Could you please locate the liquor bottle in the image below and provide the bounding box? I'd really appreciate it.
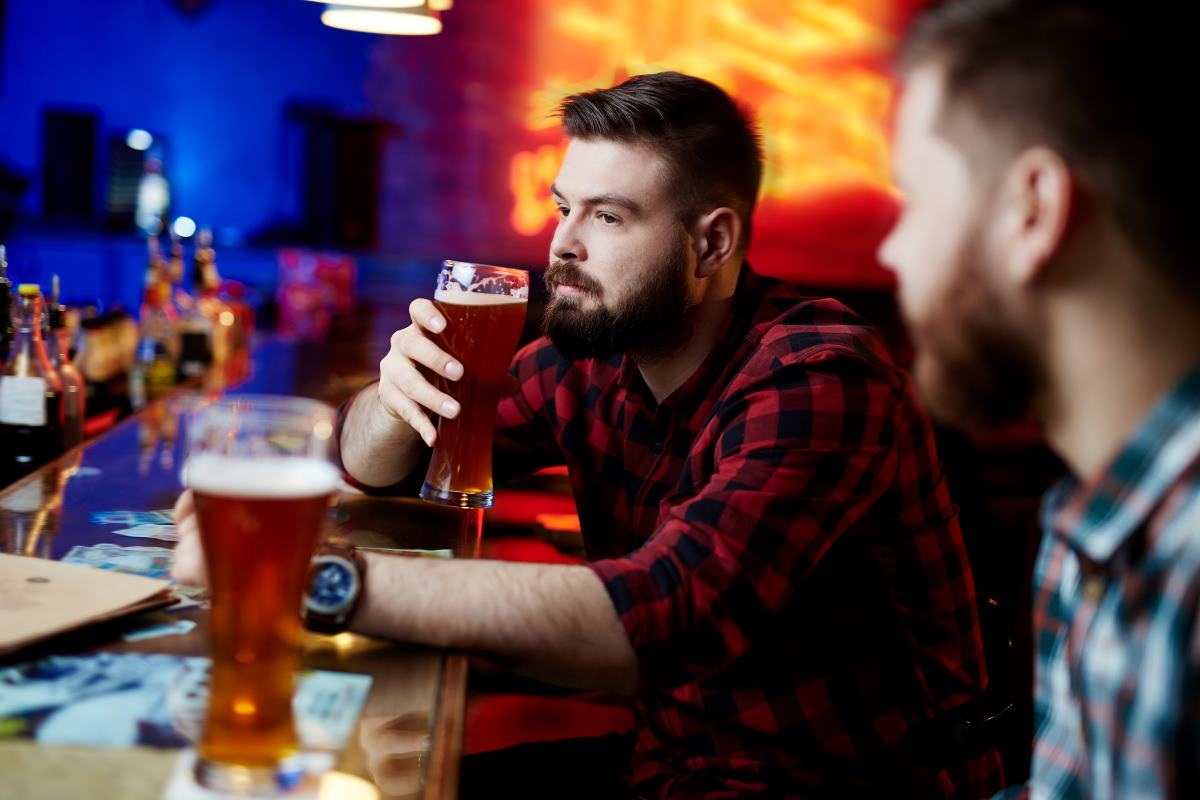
[166,230,189,314]
[148,235,180,350]
[0,245,12,370]
[130,263,177,410]
[177,232,212,381]
[142,234,169,312]
[219,280,255,387]
[0,285,64,487]
[131,260,159,410]
[222,280,254,352]
[47,275,86,449]
[156,268,182,366]
[194,228,234,365]
[130,324,176,411]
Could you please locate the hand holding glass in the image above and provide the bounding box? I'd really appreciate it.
[419,260,529,509]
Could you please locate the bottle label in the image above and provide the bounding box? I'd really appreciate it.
[0,376,48,426]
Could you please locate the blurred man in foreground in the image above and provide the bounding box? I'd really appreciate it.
[882,1,1199,796]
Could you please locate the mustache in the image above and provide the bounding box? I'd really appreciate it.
[545,261,603,297]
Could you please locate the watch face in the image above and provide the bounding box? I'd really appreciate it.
[306,555,359,616]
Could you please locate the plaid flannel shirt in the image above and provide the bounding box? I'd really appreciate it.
[999,369,1200,800]
[484,267,999,797]
[340,267,1001,797]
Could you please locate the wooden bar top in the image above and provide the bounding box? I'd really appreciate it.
[0,329,473,800]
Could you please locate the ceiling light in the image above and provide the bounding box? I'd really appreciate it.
[321,5,442,35]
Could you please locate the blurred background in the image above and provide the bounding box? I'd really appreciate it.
[0,1,1060,781]
[0,0,926,311]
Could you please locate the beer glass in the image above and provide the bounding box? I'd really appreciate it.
[419,260,529,509]
[184,395,338,794]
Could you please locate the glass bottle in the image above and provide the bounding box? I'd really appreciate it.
[168,231,193,315]
[0,245,12,371]
[0,285,64,486]
[47,275,86,449]
[176,234,214,381]
[131,263,177,410]
[194,228,234,366]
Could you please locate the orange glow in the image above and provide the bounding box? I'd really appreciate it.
[510,143,568,236]
[508,0,897,237]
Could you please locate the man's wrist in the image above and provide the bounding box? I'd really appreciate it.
[363,382,401,434]
[303,543,367,635]
[341,384,421,488]
[365,383,428,446]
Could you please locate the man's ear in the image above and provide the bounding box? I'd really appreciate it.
[692,207,741,278]
[997,147,1074,287]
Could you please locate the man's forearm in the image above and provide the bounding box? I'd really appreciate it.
[352,554,639,694]
[340,385,426,489]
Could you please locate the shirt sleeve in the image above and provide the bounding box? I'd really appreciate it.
[587,344,905,688]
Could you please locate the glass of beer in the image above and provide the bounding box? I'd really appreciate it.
[184,394,339,794]
[419,260,528,509]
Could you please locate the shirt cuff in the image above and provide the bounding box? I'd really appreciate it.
[585,555,700,689]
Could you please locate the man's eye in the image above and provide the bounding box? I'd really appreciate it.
[557,206,570,218]
[597,212,619,225]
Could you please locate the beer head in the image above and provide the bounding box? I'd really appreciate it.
[436,261,529,301]
[430,264,529,386]
[185,454,339,499]
[432,289,526,307]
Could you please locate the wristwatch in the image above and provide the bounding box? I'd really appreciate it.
[303,543,367,635]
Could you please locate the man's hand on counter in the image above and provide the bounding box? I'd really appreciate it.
[170,490,208,588]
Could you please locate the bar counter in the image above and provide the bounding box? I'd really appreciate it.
[0,326,474,800]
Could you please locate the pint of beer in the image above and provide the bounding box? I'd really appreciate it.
[185,395,338,793]
[420,261,529,509]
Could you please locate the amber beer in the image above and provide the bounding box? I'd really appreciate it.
[185,395,338,793]
[421,263,528,508]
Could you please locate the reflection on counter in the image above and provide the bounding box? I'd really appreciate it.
[0,448,81,558]
[304,632,440,800]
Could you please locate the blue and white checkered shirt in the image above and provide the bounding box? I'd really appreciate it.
[1000,369,1200,799]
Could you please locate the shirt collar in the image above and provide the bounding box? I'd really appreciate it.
[617,263,766,412]
[1044,367,1200,565]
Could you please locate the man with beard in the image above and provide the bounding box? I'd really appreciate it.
[882,1,1199,797]
[173,72,1001,797]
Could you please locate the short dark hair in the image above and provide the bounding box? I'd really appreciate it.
[558,71,763,249]
[900,0,1191,296]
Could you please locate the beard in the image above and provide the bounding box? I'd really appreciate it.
[542,245,693,362]
[903,234,1043,431]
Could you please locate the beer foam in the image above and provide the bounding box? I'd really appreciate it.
[185,454,340,498]
[434,289,526,306]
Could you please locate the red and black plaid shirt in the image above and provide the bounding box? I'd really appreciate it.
[348,267,1002,797]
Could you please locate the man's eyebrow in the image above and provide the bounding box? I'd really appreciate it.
[584,193,643,215]
[550,184,644,216]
